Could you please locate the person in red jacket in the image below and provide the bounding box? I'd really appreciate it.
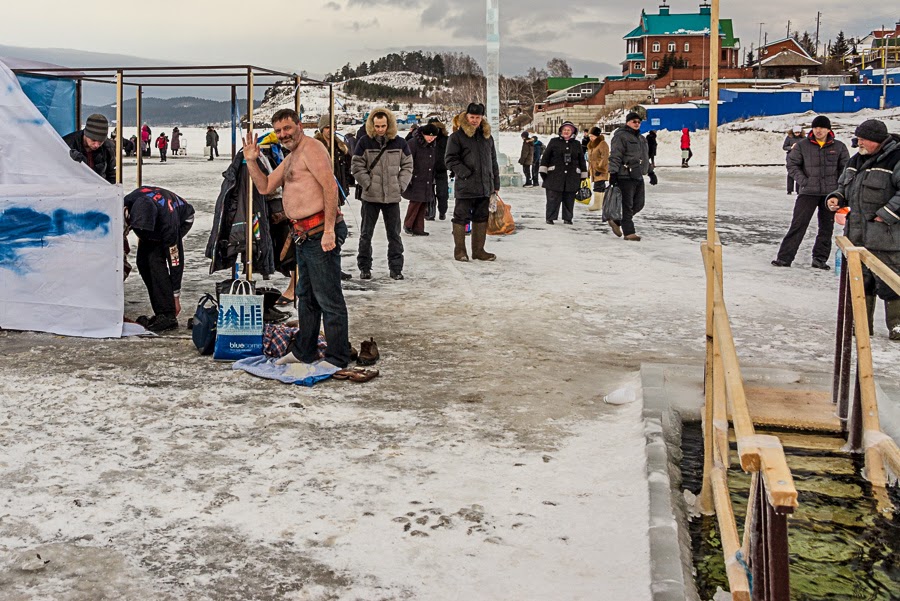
[680,128,692,168]
[155,133,169,162]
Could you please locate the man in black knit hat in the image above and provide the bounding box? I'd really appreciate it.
[827,119,900,340]
[772,114,849,269]
[63,114,116,183]
[444,102,500,262]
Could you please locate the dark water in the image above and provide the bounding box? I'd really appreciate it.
[681,423,900,601]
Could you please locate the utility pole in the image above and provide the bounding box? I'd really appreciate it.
[882,24,888,109]
[815,11,821,57]
[787,20,791,39]
[756,23,765,86]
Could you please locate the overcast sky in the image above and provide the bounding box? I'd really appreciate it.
[5,0,898,78]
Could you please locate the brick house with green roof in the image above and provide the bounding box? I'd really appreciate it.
[621,1,740,79]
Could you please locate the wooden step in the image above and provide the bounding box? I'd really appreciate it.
[729,386,843,433]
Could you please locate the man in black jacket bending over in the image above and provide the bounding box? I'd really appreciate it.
[444,102,500,262]
[125,187,195,332]
[63,113,116,184]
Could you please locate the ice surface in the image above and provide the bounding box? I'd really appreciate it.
[2,126,899,599]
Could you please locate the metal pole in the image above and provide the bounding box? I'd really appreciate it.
[115,70,123,185]
[246,69,254,281]
[329,83,336,164]
[75,80,82,131]
[136,85,143,188]
[881,39,888,110]
[231,85,237,160]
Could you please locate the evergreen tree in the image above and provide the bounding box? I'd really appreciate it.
[831,31,850,59]
[798,31,816,57]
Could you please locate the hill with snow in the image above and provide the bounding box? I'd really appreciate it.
[254,71,450,131]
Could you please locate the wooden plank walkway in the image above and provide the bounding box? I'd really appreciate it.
[730,386,843,433]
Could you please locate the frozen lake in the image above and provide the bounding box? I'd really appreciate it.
[1,127,898,600]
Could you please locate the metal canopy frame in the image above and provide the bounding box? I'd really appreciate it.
[12,64,335,280]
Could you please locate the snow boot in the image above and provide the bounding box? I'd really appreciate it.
[866,295,876,336]
[453,223,469,262]
[885,299,900,341]
[471,222,495,261]
[588,191,604,211]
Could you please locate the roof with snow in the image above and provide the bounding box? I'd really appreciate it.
[759,50,822,68]
[758,37,815,60]
[624,6,738,48]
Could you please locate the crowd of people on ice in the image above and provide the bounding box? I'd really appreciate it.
[60,102,900,375]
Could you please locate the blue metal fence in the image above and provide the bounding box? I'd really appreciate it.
[642,85,900,132]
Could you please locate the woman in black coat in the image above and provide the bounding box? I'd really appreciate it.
[402,123,439,235]
[539,121,589,224]
[646,130,658,168]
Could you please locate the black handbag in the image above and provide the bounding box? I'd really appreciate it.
[575,179,593,201]
[191,294,218,355]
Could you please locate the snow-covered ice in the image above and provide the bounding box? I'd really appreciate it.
[1,126,899,599]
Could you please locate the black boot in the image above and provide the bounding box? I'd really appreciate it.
[866,295,877,337]
[885,299,900,341]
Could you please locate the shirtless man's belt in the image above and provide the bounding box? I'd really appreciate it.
[281,211,344,259]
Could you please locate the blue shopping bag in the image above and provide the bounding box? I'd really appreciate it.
[213,280,264,360]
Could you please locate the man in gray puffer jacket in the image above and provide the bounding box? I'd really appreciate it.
[607,112,657,241]
[827,120,900,340]
[772,115,849,269]
[351,107,413,280]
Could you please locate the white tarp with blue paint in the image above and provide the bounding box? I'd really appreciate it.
[0,60,124,338]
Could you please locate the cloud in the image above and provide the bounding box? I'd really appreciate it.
[351,18,381,32]
[347,0,421,6]
[323,1,341,9]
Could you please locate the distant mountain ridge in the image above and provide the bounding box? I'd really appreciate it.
[85,97,263,127]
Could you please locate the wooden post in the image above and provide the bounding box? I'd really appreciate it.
[246,69,254,281]
[700,0,722,513]
[294,75,301,114]
[136,85,143,188]
[712,335,729,468]
[844,248,888,487]
[710,466,751,601]
[115,70,123,185]
[707,0,721,248]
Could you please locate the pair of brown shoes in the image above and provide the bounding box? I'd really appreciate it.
[357,337,379,366]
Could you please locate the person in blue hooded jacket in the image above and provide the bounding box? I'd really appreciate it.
[531,136,544,187]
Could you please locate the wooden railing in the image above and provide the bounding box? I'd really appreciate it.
[833,237,900,500]
[700,238,799,601]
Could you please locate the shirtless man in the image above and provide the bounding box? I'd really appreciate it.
[243,108,350,368]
